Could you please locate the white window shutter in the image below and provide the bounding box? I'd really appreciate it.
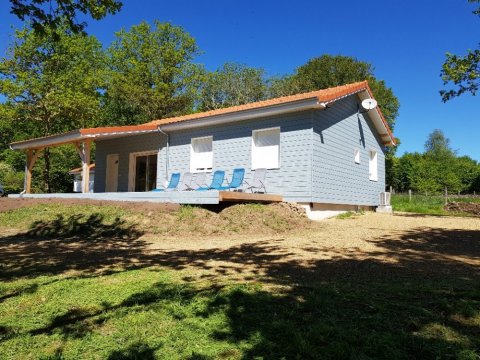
[191,136,213,172]
[369,150,378,181]
[252,128,280,169]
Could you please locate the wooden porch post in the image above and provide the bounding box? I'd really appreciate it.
[24,148,42,194]
[74,140,91,193]
[82,140,91,193]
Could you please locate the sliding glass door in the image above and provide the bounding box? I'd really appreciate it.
[133,153,158,192]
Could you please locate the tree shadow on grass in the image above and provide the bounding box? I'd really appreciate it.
[107,342,158,360]
[0,213,145,280]
[28,281,200,339]
[1,217,479,358]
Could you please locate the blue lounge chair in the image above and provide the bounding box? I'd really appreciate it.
[216,168,245,191]
[196,170,225,191]
[152,173,180,192]
[245,168,267,193]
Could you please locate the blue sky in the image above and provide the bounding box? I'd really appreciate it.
[1,0,478,160]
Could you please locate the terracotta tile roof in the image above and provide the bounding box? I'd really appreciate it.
[69,163,95,174]
[80,124,158,136]
[143,80,394,145]
[149,81,371,126]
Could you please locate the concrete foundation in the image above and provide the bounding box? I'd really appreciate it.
[298,202,375,220]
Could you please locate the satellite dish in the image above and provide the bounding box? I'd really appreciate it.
[361,98,378,110]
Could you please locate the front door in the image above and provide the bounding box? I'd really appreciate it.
[133,153,158,192]
[105,154,119,192]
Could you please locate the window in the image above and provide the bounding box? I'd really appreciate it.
[354,149,360,164]
[252,128,280,169]
[191,136,213,172]
[369,150,378,181]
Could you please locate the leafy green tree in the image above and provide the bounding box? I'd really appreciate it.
[0,162,24,193]
[455,156,480,193]
[422,130,461,193]
[440,0,480,101]
[104,21,204,125]
[391,130,478,194]
[199,62,266,111]
[424,129,455,158]
[9,0,122,34]
[0,25,106,191]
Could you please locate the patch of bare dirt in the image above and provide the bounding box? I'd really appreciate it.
[134,202,311,237]
[0,197,180,213]
[445,201,480,216]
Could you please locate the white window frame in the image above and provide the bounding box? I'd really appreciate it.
[251,127,281,170]
[354,149,360,164]
[369,150,378,181]
[190,136,213,173]
[128,150,159,191]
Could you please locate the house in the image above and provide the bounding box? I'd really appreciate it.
[9,81,395,219]
[69,164,95,193]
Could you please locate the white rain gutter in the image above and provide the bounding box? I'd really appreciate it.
[9,129,159,151]
[159,98,326,132]
[10,130,84,150]
[157,126,170,185]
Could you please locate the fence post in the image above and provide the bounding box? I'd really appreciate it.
[409,189,412,202]
[389,186,392,194]
[444,186,448,206]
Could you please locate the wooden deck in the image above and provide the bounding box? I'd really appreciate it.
[8,191,283,204]
[219,191,282,203]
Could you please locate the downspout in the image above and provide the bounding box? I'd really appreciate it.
[157,126,169,186]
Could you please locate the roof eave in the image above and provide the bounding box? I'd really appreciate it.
[9,127,159,151]
[357,89,396,146]
[159,98,326,131]
[10,130,84,150]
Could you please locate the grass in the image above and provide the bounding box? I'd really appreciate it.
[391,194,446,215]
[1,267,479,360]
[0,204,479,359]
[391,194,480,215]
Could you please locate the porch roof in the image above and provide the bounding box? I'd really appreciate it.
[10,124,159,150]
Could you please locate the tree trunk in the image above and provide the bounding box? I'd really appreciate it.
[43,148,51,193]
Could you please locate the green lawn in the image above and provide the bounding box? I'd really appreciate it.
[391,194,480,215]
[0,204,479,359]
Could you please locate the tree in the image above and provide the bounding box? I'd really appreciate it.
[440,0,480,101]
[455,156,480,192]
[424,129,455,158]
[9,0,122,35]
[104,21,203,125]
[0,25,106,191]
[423,130,461,193]
[199,62,266,111]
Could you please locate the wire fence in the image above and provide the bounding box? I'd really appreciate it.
[390,191,480,207]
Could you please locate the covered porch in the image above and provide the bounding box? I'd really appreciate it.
[9,124,160,194]
[8,190,283,204]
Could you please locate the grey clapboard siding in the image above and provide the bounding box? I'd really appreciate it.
[312,96,385,205]
[94,133,165,192]
[94,94,386,206]
[161,111,313,202]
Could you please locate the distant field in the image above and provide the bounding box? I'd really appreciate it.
[0,200,479,359]
[391,194,480,215]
